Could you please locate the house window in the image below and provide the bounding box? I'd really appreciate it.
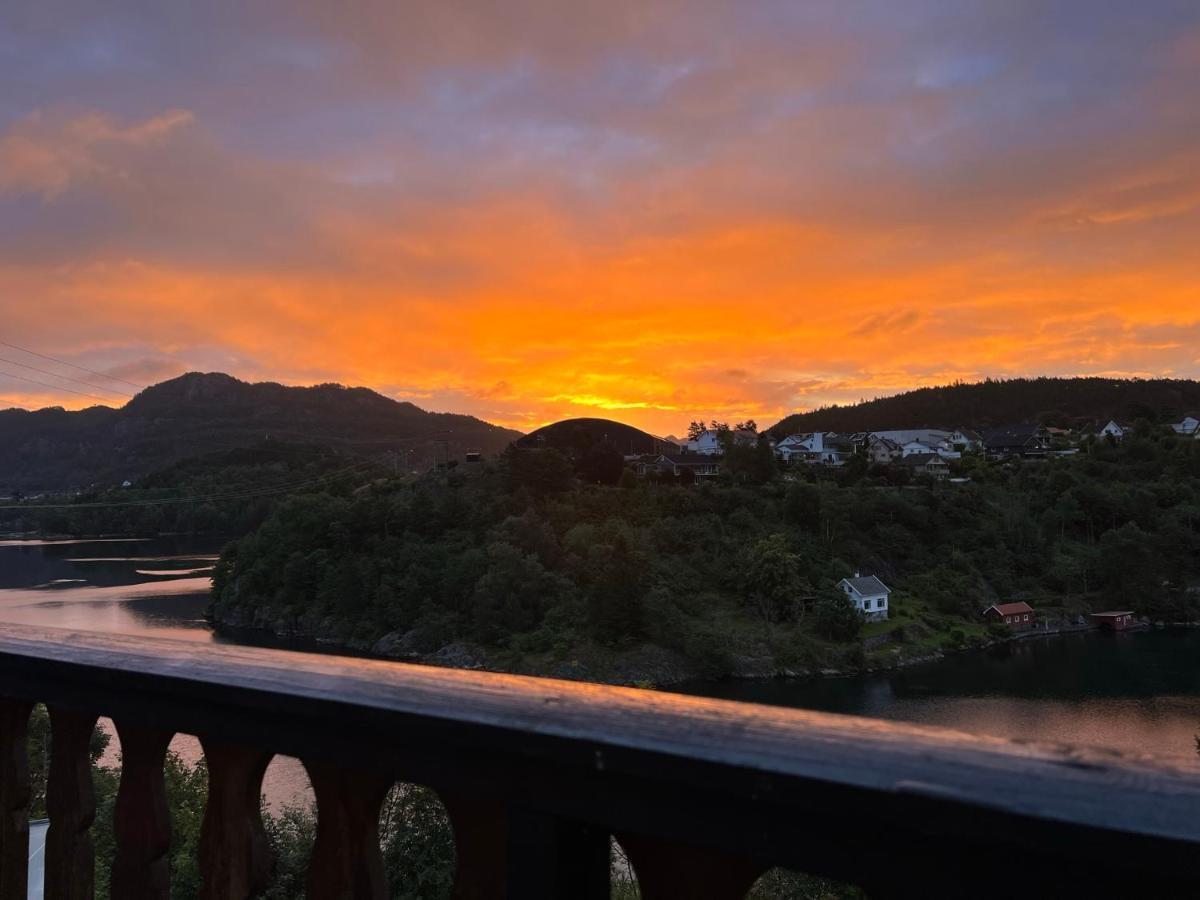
[1006,616,1011,624]
[1023,614,1029,621]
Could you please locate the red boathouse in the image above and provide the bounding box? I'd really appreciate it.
[983,601,1036,631]
[1091,611,1136,631]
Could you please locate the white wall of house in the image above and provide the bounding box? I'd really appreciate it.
[839,580,890,621]
[687,431,724,455]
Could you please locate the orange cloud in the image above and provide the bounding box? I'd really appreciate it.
[3,7,1200,432]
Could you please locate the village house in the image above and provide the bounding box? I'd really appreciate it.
[839,574,890,622]
[896,452,950,480]
[863,434,903,465]
[776,432,851,466]
[983,601,1036,631]
[1170,416,1200,437]
[980,424,1050,459]
[655,454,722,479]
[687,428,757,456]
[948,427,983,452]
[1093,420,1127,442]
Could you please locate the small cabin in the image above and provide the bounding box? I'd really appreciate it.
[839,574,890,622]
[1091,611,1136,631]
[983,601,1036,631]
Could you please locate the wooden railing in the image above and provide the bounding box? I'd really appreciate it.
[2,622,1200,898]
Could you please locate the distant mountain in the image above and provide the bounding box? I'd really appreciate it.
[767,377,1200,438]
[517,417,678,456]
[0,372,522,492]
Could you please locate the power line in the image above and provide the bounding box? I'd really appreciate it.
[0,340,146,390]
[0,367,122,405]
[0,354,135,398]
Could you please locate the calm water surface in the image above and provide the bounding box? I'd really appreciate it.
[0,536,314,809]
[680,630,1200,767]
[4,537,1200,808]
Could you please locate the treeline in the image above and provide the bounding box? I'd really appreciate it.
[210,430,1200,678]
[768,376,1200,437]
[2,443,376,537]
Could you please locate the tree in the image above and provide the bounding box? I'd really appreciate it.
[746,535,803,634]
[687,420,707,441]
[576,440,624,485]
[812,585,863,642]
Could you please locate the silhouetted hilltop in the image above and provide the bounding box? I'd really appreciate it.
[0,373,521,492]
[767,377,1200,437]
[517,417,678,456]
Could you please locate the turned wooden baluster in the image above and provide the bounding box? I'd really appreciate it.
[441,793,507,900]
[198,739,273,900]
[0,699,33,900]
[441,792,610,899]
[111,723,173,900]
[303,762,392,900]
[45,707,99,900]
[617,832,767,900]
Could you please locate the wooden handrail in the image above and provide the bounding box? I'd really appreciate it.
[2,622,1200,897]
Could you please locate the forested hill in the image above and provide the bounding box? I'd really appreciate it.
[517,418,678,455]
[0,372,521,492]
[768,377,1200,437]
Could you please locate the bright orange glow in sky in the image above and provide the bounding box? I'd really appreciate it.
[2,3,1199,435]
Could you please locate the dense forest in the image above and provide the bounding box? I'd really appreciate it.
[768,377,1200,437]
[210,430,1200,681]
[0,442,384,537]
[0,372,519,493]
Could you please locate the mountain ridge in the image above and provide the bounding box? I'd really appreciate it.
[0,372,521,492]
[766,377,1200,437]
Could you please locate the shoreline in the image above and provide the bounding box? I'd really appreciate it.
[209,612,1161,689]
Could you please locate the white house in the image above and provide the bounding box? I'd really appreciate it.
[1171,416,1199,437]
[839,573,890,622]
[864,435,903,465]
[777,432,849,466]
[687,427,756,456]
[687,430,725,455]
[1095,420,1126,442]
[948,427,983,452]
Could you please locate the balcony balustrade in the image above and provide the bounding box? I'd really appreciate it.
[2,622,1200,898]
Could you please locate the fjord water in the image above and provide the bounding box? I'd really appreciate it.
[682,629,1200,767]
[0,536,314,808]
[4,538,1200,788]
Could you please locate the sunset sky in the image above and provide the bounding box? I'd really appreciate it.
[2,2,1199,434]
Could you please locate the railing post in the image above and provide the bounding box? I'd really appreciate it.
[441,792,610,899]
[45,707,99,900]
[0,699,33,900]
[303,762,392,900]
[617,832,767,900]
[111,723,173,900]
[198,739,273,900]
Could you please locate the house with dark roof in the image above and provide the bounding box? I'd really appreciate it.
[980,424,1049,459]
[983,601,1036,631]
[949,427,983,452]
[839,574,890,622]
[655,454,722,479]
[896,452,950,480]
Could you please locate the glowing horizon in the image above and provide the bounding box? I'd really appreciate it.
[2,2,1199,435]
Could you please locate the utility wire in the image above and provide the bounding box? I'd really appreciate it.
[0,355,135,398]
[0,340,146,390]
[0,367,122,405]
